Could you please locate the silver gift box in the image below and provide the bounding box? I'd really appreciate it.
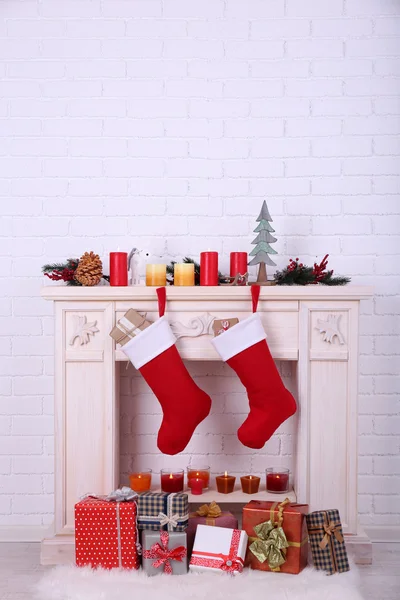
[142,531,188,576]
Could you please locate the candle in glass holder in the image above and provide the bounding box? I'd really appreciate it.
[129,470,152,493]
[174,263,195,286]
[240,475,260,494]
[146,264,166,287]
[189,478,204,496]
[266,468,290,493]
[187,466,210,490]
[110,252,128,286]
[230,252,248,285]
[160,469,184,493]
[216,471,236,494]
[200,251,218,286]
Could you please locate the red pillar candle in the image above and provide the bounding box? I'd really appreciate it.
[110,252,128,286]
[200,251,219,286]
[189,478,204,496]
[160,470,184,493]
[230,252,248,284]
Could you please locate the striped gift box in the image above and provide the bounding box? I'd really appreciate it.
[137,492,189,532]
[306,509,350,575]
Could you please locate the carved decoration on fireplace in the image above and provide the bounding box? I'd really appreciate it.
[170,313,216,340]
[316,313,345,345]
[69,315,99,346]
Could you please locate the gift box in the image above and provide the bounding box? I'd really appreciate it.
[109,309,152,346]
[137,491,189,532]
[189,525,248,574]
[242,499,308,574]
[142,530,188,576]
[186,502,238,556]
[75,488,140,570]
[306,509,350,574]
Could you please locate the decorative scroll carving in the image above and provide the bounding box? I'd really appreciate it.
[316,314,345,345]
[170,313,216,340]
[69,315,99,346]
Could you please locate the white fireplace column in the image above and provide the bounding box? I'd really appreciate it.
[40,286,373,565]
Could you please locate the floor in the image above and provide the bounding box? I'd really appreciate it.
[0,543,399,600]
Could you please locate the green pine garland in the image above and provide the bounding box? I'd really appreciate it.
[274,256,350,286]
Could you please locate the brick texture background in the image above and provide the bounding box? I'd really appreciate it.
[0,0,399,531]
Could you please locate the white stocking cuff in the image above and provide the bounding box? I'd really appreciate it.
[122,316,176,369]
[211,313,266,362]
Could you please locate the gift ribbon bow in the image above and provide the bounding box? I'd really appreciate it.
[106,486,138,502]
[196,502,222,519]
[158,512,181,529]
[320,521,344,549]
[143,531,186,574]
[190,529,244,574]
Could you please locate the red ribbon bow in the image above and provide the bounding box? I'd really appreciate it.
[143,531,187,575]
[190,529,244,574]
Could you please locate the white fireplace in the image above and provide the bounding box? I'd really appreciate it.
[40,285,373,565]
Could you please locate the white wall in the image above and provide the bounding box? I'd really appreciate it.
[0,0,399,534]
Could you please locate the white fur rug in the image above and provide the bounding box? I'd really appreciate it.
[35,564,364,600]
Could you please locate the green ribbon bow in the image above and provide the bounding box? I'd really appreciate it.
[249,520,289,571]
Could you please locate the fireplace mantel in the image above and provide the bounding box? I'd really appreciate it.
[40,285,373,565]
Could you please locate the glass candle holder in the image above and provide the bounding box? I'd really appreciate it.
[266,468,290,493]
[187,465,210,490]
[129,469,152,493]
[215,472,236,494]
[188,478,204,496]
[174,263,195,286]
[146,264,166,287]
[160,469,184,493]
[240,475,260,494]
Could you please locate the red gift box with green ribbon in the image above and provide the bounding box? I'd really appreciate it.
[242,498,309,574]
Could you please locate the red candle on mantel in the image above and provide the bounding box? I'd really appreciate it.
[200,251,218,286]
[160,470,184,493]
[189,478,204,496]
[266,468,290,493]
[110,252,128,286]
[230,252,248,285]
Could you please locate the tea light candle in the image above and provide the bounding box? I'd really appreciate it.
[230,252,248,285]
[129,470,152,493]
[160,469,184,493]
[187,466,210,490]
[174,263,195,286]
[240,475,260,494]
[216,471,236,494]
[189,478,204,496]
[146,264,166,287]
[110,252,128,286]
[266,468,290,493]
[200,251,218,286]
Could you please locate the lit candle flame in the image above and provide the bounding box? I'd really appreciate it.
[249,475,253,480]
[138,474,141,479]
[169,473,173,479]
[276,475,280,479]
[196,472,199,477]
[224,471,228,477]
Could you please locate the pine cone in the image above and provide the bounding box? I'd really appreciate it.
[74,252,103,286]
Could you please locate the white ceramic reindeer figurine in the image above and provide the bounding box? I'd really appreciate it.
[128,248,151,285]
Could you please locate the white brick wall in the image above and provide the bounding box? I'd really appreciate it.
[0,0,399,530]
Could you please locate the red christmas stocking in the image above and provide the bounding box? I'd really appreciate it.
[212,287,296,449]
[122,287,211,455]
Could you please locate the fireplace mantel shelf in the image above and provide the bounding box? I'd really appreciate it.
[41,285,373,302]
[41,284,373,566]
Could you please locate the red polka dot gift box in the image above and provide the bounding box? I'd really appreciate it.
[75,491,140,570]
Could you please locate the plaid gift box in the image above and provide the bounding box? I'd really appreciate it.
[306,509,350,575]
[137,492,189,532]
